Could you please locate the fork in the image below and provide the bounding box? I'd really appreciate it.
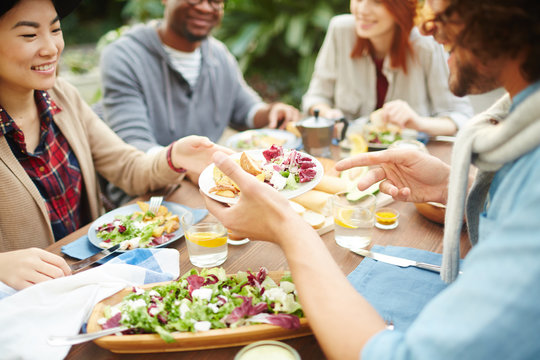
[148,196,163,215]
[48,326,129,346]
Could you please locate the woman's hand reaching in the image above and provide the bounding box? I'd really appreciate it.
[0,248,71,290]
[171,135,234,182]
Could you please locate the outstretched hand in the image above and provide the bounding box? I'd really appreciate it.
[202,152,308,243]
[335,149,450,204]
[171,135,234,181]
[0,248,71,290]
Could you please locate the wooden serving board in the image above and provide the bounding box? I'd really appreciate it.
[86,271,311,354]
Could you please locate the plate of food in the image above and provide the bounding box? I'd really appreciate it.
[86,268,311,353]
[226,129,301,151]
[88,201,188,252]
[361,109,420,150]
[199,145,324,204]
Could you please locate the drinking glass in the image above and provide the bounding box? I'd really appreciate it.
[181,213,228,267]
[332,192,376,250]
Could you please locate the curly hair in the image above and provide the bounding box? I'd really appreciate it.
[446,0,540,82]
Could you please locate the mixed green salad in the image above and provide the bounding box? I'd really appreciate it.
[96,202,180,250]
[98,267,303,342]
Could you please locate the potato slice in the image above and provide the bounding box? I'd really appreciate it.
[152,226,165,237]
[137,201,149,213]
[164,219,180,233]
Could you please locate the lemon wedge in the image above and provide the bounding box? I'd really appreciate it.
[349,133,368,154]
[334,208,358,229]
[186,232,227,248]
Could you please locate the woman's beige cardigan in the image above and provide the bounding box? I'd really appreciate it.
[0,78,184,251]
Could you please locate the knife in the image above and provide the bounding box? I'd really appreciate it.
[69,244,121,273]
[351,248,441,273]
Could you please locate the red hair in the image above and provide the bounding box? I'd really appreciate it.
[351,0,417,74]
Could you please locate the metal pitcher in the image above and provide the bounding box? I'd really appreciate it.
[296,109,349,158]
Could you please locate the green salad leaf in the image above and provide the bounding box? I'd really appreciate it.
[99,267,303,342]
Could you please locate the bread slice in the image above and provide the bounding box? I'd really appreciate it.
[240,152,262,176]
[289,200,306,215]
[303,211,326,229]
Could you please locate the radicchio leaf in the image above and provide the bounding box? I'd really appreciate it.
[247,313,301,330]
[262,145,283,161]
[186,275,205,296]
[203,274,219,286]
[298,168,316,183]
[224,296,268,325]
[102,312,121,329]
[150,233,174,246]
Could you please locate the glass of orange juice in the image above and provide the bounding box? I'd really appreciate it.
[181,213,228,267]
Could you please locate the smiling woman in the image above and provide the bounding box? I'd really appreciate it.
[0,0,230,293]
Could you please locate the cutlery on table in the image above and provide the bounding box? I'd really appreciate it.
[69,244,121,273]
[48,326,129,346]
[350,248,441,273]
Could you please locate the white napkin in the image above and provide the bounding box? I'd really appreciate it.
[0,248,180,360]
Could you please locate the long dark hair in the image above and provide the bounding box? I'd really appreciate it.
[1,0,81,20]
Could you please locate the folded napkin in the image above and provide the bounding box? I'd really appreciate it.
[61,205,208,260]
[0,248,180,360]
[347,245,461,331]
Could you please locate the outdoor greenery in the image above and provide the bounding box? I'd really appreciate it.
[215,0,349,105]
[65,0,349,106]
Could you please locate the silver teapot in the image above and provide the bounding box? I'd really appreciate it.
[296,109,348,158]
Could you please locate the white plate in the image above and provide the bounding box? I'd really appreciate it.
[88,201,189,252]
[199,149,324,204]
[226,129,301,151]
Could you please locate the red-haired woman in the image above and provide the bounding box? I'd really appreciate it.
[302,0,473,136]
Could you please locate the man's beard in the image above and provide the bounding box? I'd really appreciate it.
[180,24,210,43]
[184,30,209,43]
[450,55,500,97]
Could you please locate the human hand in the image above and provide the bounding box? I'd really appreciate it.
[202,152,309,243]
[0,248,71,290]
[335,149,450,204]
[171,136,234,181]
[382,100,423,130]
[311,104,345,120]
[321,108,345,120]
[267,103,301,130]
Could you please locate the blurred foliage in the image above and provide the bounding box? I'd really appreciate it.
[121,0,165,23]
[67,0,349,106]
[215,0,349,106]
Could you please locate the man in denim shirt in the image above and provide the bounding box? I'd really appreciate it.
[203,0,540,359]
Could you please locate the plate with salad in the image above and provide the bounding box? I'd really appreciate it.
[225,129,301,151]
[199,145,324,204]
[88,201,188,252]
[86,268,311,353]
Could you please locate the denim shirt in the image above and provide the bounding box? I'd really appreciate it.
[362,84,540,360]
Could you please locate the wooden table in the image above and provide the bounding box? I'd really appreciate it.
[46,141,470,360]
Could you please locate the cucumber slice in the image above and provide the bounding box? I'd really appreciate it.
[346,181,381,201]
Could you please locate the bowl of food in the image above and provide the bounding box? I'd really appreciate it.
[415,202,446,224]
